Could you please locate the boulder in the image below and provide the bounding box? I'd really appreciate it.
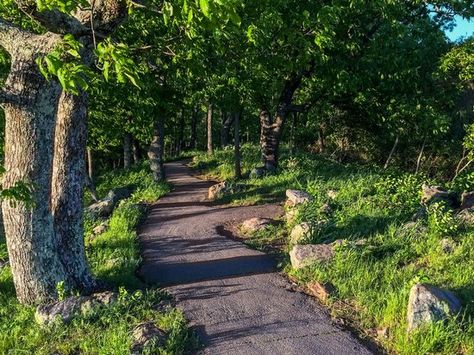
[327,190,337,200]
[457,208,474,225]
[440,238,455,254]
[376,327,389,339]
[401,221,427,235]
[85,186,134,218]
[460,192,474,210]
[407,284,461,332]
[285,189,313,207]
[320,203,332,215]
[421,184,457,207]
[307,281,336,302]
[93,221,109,235]
[208,182,230,200]
[289,244,334,270]
[131,322,166,354]
[412,207,427,222]
[35,291,118,325]
[290,222,311,245]
[241,218,274,233]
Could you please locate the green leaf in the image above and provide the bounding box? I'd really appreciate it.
[199,0,209,18]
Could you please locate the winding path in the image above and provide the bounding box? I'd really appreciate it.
[138,161,372,355]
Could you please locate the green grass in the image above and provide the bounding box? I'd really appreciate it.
[0,163,197,354]
[193,144,474,354]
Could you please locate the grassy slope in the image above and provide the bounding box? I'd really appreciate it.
[0,163,196,354]
[192,144,474,355]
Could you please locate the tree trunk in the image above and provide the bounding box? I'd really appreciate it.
[51,90,97,292]
[148,115,165,182]
[259,74,303,171]
[290,112,297,155]
[221,112,234,148]
[234,111,242,179]
[132,139,141,164]
[190,107,197,149]
[1,32,69,304]
[384,135,400,169]
[86,147,94,181]
[123,132,132,169]
[207,103,213,155]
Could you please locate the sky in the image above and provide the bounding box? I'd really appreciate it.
[445,16,474,41]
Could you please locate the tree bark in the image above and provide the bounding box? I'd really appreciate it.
[132,139,141,164]
[234,111,241,179]
[207,103,213,155]
[1,31,69,304]
[384,135,400,169]
[259,74,303,171]
[221,112,234,148]
[123,132,132,169]
[86,147,94,181]
[51,90,97,292]
[148,115,165,182]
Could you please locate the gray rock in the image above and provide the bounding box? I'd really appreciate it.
[92,221,109,235]
[412,207,427,221]
[35,291,118,325]
[440,238,455,254]
[85,186,134,218]
[421,184,457,207]
[461,192,474,210]
[407,284,461,332]
[286,189,313,207]
[131,322,166,354]
[290,222,312,245]
[320,203,332,215]
[456,208,474,225]
[289,244,334,270]
[208,182,230,200]
[401,221,427,235]
[241,218,274,233]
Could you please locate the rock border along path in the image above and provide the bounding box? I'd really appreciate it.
[139,161,372,354]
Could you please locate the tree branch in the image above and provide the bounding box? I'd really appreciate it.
[0,18,30,53]
[14,0,89,35]
[0,89,24,106]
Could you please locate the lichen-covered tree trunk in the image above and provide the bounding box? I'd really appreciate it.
[51,90,97,292]
[148,116,165,182]
[1,32,69,304]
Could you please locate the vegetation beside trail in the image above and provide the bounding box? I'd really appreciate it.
[193,145,474,354]
[0,164,196,354]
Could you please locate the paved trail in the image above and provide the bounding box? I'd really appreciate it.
[139,161,372,355]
